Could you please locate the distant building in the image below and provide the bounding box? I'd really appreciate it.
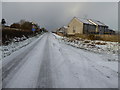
[66,17,114,35]
[104,29,116,35]
[56,26,68,35]
[52,28,58,33]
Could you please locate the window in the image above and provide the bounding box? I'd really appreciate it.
[73,29,75,33]
[73,26,75,33]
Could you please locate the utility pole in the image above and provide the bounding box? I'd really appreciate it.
[32,22,36,36]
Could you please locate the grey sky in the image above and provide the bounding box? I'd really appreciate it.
[2,2,118,31]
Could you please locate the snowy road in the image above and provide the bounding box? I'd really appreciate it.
[2,33,118,88]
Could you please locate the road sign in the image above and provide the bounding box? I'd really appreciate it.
[32,28,36,31]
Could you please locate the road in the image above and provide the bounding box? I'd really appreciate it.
[2,33,118,88]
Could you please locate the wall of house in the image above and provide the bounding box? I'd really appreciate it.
[89,25,96,34]
[104,29,116,35]
[83,24,96,34]
[98,26,108,34]
[67,18,83,35]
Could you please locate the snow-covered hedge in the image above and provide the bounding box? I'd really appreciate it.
[1,34,41,59]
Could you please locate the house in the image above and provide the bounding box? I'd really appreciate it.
[88,19,108,34]
[52,28,58,33]
[56,26,68,35]
[104,29,116,35]
[66,17,109,35]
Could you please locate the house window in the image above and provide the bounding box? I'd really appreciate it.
[73,26,75,33]
[73,29,75,33]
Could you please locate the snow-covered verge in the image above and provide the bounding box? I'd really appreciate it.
[0,34,43,60]
[53,33,119,61]
[0,47,1,60]
[50,33,118,88]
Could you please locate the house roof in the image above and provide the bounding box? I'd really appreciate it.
[52,29,58,32]
[89,19,107,26]
[77,18,93,25]
[74,17,108,26]
[63,26,68,29]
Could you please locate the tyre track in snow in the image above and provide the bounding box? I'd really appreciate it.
[36,34,53,88]
[2,34,46,88]
[60,43,118,88]
[64,44,118,78]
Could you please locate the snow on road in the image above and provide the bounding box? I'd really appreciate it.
[2,32,118,88]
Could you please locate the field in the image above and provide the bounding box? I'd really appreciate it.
[66,34,119,42]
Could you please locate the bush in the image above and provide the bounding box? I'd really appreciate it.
[21,21,32,30]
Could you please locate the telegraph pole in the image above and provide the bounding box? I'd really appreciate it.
[32,22,36,36]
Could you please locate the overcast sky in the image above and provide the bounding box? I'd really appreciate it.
[2,2,118,31]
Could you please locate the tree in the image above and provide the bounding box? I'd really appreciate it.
[20,21,39,31]
[21,21,32,30]
[41,27,47,32]
[1,18,6,25]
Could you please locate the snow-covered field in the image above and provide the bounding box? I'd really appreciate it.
[1,33,118,88]
[1,34,42,59]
